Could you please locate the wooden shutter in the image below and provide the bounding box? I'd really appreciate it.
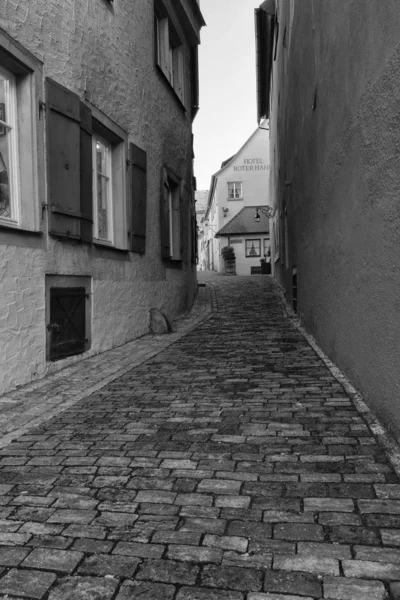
[47,78,92,240]
[160,167,170,258]
[130,143,147,254]
[80,102,93,242]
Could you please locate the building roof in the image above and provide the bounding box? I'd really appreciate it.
[215,206,270,237]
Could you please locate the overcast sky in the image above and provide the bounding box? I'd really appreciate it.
[193,0,259,192]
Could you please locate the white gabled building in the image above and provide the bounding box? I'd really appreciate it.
[203,124,271,275]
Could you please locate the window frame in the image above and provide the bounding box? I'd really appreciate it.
[245,238,261,258]
[227,181,243,200]
[0,35,43,237]
[154,2,185,105]
[89,106,129,251]
[0,65,20,226]
[161,166,182,262]
[93,133,114,245]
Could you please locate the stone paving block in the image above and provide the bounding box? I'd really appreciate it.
[215,495,251,508]
[380,528,400,545]
[152,531,202,545]
[220,508,262,521]
[248,595,313,600]
[203,534,248,552]
[374,484,400,499]
[330,525,380,545]
[136,558,199,584]
[263,569,322,597]
[390,581,400,600]
[176,587,244,600]
[274,523,324,541]
[47,509,97,524]
[167,544,222,563]
[0,531,32,545]
[227,520,272,540]
[354,544,400,563]
[342,559,400,580]
[63,524,107,539]
[176,493,213,506]
[197,479,241,494]
[180,506,221,519]
[318,512,361,526]
[303,497,354,512]
[113,540,165,558]
[323,576,386,600]
[0,568,57,598]
[201,564,262,591]
[71,538,114,554]
[22,547,83,572]
[160,460,198,470]
[48,576,118,600]
[95,511,139,527]
[135,490,177,504]
[116,580,176,600]
[0,545,31,566]
[273,555,340,576]
[78,553,140,577]
[297,541,351,559]
[180,517,227,534]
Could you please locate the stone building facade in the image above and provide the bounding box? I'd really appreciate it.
[256,0,400,438]
[0,0,204,394]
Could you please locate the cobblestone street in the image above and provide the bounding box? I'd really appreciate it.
[0,273,399,599]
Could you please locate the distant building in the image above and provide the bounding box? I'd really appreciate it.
[203,124,271,274]
[195,190,208,270]
[215,207,270,276]
[0,0,205,395]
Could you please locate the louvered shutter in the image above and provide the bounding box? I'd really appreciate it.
[160,167,170,258]
[130,143,147,254]
[47,78,92,241]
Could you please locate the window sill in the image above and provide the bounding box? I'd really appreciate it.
[163,257,183,269]
[93,240,129,253]
[155,64,187,112]
[227,198,243,201]
[0,221,43,236]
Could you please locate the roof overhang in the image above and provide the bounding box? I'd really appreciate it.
[255,0,275,122]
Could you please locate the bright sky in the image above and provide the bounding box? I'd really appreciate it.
[193,0,258,191]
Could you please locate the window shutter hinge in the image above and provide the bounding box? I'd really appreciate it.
[39,101,46,118]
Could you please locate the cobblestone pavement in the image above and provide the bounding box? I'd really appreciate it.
[0,273,399,599]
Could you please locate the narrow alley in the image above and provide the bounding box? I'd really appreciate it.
[0,275,397,599]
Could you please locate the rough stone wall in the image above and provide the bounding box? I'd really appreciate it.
[0,0,199,394]
[270,0,400,438]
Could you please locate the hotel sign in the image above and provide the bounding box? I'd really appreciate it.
[234,158,270,172]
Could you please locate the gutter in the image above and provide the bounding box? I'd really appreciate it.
[255,0,276,122]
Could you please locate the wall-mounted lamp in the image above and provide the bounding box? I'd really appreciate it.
[222,207,229,217]
[254,206,276,222]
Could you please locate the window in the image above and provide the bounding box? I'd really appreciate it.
[228,182,243,200]
[245,239,261,257]
[0,66,19,224]
[263,237,271,258]
[154,5,185,103]
[161,168,182,261]
[46,79,144,252]
[0,37,41,234]
[93,134,113,243]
